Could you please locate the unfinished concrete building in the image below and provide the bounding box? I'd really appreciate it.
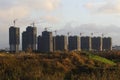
[37,31,53,52]
[68,36,80,51]
[102,37,112,51]
[22,26,37,51]
[9,26,20,52]
[53,35,67,51]
[91,37,102,51]
[81,36,91,51]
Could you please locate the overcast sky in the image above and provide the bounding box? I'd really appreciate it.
[0,0,120,49]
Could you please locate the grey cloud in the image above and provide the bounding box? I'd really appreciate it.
[57,22,120,45]
[84,0,120,14]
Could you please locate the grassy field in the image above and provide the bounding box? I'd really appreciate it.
[0,51,119,80]
[88,53,116,65]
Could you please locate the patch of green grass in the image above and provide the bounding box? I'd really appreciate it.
[89,54,116,65]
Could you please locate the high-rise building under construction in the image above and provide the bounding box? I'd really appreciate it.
[102,37,112,51]
[37,31,53,52]
[68,36,80,51]
[81,36,92,51]
[22,26,37,51]
[9,26,20,52]
[91,37,102,51]
[53,35,68,51]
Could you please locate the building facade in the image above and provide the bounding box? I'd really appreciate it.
[22,26,37,51]
[9,26,20,52]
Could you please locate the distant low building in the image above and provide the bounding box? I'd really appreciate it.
[112,46,120,50]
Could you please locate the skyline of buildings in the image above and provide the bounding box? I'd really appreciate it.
[9,26,112,53]
[0,0,120,50]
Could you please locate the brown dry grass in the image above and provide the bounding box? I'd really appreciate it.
[0,51,119,80]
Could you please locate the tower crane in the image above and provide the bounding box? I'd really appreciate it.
[91,33,93,36]
[54,30,57,36]
[13,19,17,27]
[102,33,108,37]
[67,32,71,36]
[30,22,35,27]
[29,19,46,27]
[91,33,94,37]
[102,33,104,37]
[44,27,52,31]
[80,33,83,37]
